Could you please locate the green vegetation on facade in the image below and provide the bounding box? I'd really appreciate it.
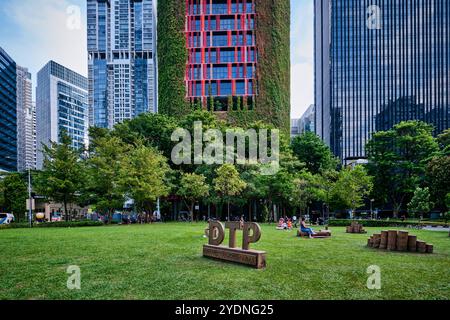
[157,0,191,117]
[157,0,291,133]
[244,0,291,133]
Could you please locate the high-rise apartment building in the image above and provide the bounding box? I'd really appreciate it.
[315,0,450,163]
[159,0,290,132]
[87,0,157,129]
[36,61,89,169]
[16,66,36,171]
[0,47,17,172]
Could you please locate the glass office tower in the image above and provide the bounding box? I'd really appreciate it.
[16,65,36,172]
[0,47,17,172]
[87,0,157,129]
[315,0,450,163]
[186,0,257,110]
[36,61,89,169]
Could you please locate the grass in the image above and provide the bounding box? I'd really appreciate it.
[0,223,449,300]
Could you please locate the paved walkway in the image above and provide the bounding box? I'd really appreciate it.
[422,226,450,232]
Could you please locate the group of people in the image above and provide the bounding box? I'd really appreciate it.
[277,216,317,238]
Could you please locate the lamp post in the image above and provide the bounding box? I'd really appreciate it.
[370,199,375,220]
[28,168,33,228]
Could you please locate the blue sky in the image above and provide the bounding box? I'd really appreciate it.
[0,0,314,118]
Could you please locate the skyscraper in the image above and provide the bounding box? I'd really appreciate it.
[0,47,17,172]
[87,0,158,129]
[36,61,89,169]
[16,65,36,172]
[315,0,450,163]
[159,0,291,132]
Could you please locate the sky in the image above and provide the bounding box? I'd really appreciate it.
[0,0,314,119]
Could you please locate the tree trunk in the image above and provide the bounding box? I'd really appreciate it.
[227,201,230,221]
[190,201,195,222]
[63,197,69,222]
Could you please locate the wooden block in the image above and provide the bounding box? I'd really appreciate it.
[373,234,381,248]
[407,235,417,252]
[346,226,352,233]
[426,244,434,254]
[397,231,409,251]
[313,231,332,238]
[368,236,374,247]
[203,244,266,269]
[387,230,398,251]
[379,231,388,249]
[416,241,427,253]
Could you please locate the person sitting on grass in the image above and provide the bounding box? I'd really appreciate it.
[287,219,293,230]
[300,217,316,238]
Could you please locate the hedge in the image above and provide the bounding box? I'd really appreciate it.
[328,219,449,228]
[0,221,104,230]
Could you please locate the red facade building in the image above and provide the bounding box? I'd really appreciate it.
[185,0,257,111]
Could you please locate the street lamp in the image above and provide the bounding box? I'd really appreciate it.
[370,199,375,220]
[28,168,33,228]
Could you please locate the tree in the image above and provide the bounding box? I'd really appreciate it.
[35,132,84,221]
[120,144,172,223]
[367,121,440,217]
[291,171,320,217]
[408,187,432,219]
[437,129,450,155]
[177,173,210,222]
[84,135,128,223]
[113,113,179,159]
[213,164,247,221]
[426,156,450,212]
[1,173,27,222]
[291,132,338,174]
[330,166,373,214]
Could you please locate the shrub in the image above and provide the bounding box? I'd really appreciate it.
[0,220,104,230]
[328,219,448,228]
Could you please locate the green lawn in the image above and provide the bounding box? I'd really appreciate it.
[0,223,449,300]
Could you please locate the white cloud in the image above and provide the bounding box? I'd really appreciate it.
[3,0,87,77]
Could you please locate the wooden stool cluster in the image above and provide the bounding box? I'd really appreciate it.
[368,230,433,254]
[346,221,367,234]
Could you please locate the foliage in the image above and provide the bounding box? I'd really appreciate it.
[158,0,190,117]
[177,173,210,221]
[437,129,450,155]
[83,135,128,222]
[330,166,373,212]
[407,187,433,218]
[247,0,291,134]
[213,164,247,220]
[120,144,172,220]
[366,121,440,216]
[113,113,179,159]
[35,131,85,221]
[0,220,104,229]
[0,173,28,222]
[426,156,450,211]
[291,132,339,174]
[327,219,448,228]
